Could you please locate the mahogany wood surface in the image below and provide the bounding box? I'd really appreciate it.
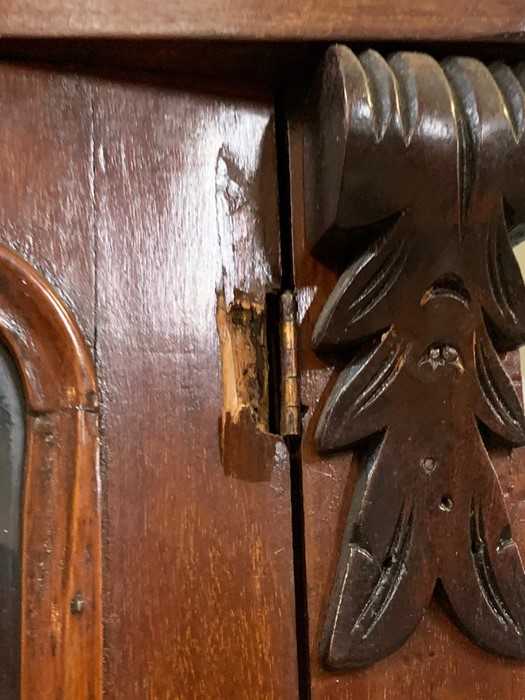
[0,64,102,700]
[289,61,525,696]
[0,61,298,699]
[92,75,298,699]
[0,0,525,42]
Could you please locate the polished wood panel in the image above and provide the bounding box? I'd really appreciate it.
[0,64,101,700]
[0,0,524,41]
[0,63,95,346]
[290,71,525,697]
[93,76,299,699]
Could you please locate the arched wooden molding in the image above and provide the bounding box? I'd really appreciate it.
[305,45,525,669]
[0,244,101,698]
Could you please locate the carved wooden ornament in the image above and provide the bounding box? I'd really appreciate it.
[305,45,525,669]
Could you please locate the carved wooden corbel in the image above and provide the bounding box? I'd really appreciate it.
[305,45,525,669]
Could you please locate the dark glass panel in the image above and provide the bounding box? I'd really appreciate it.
[0,343,25,699]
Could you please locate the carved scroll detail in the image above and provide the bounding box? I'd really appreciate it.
[306,45,525,668]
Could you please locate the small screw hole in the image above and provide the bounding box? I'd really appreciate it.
[439,495,453,512]
[421,457,437,473]
[383,556,394,570]
[70,593,85,615]
[471,539,483,555]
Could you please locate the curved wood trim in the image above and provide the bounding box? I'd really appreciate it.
[0,245,97,412]
[0,244,102,699]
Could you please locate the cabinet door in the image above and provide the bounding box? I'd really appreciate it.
[93,74,299,700]
[0,63,299,699]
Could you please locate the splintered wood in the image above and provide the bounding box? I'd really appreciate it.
[216,292,283,481]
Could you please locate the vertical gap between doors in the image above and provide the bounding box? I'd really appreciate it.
[274,91,312,700]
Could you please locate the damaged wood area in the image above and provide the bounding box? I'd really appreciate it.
[217,290,292,482]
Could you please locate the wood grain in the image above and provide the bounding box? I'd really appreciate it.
[0,0,525,41]
[0,63,95,347]
[0,245,100,699]
[0,63,298,698]
[0,64,101,699]
[289,75,525,698]
[92,76,299,699]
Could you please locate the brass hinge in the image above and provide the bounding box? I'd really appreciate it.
[280,291,301,439]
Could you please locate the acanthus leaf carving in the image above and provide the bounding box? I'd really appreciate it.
[306,45,525,669]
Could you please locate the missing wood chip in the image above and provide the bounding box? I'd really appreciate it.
[216,291,282,481]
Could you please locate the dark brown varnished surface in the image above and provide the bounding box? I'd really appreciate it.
[0,64,102,700]
[290,47,525,697]
[0,62,298,698]
[7,42,525,699]
[92,77,298,699]
[0,63,96,348]
[305,46,525,669]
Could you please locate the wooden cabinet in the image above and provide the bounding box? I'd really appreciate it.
[0,7,525,699]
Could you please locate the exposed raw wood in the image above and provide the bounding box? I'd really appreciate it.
[217,291,284,482]
[0,61,298,699]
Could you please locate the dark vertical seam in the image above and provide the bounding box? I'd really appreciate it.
[274,90,312,700]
